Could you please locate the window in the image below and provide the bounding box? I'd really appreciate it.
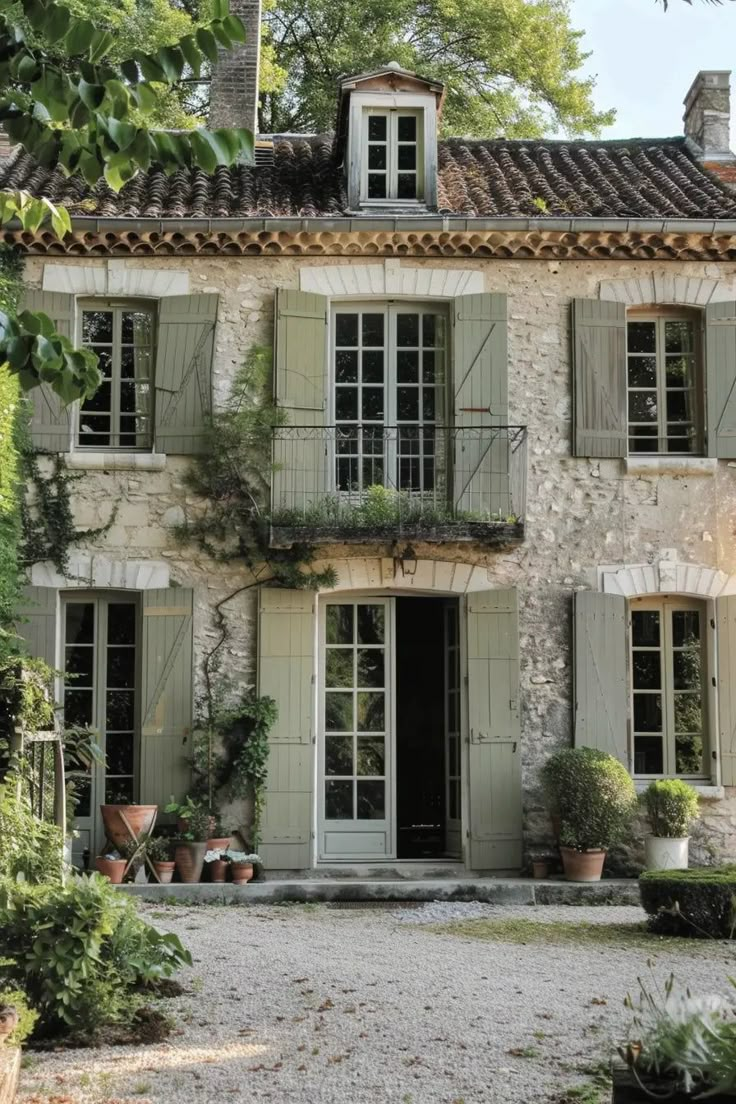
[362,109,423,202]
[627,310,702,455]
[333,303,447,495]
[78,300,155,449]
[630,597,708,778]
[62,597,139,810]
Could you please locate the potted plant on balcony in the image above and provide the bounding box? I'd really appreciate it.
[173,807,211,884]
[614,974,736,1101]
[542,747,637,882]
[642,779,699,871]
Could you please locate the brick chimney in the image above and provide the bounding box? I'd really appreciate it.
[683,70,733,159]
[208,0,262,135]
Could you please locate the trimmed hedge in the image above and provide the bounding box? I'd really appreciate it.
[639,866,736,939]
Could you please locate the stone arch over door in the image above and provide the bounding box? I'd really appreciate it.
[312,555,511,594]
[599,558,736,599]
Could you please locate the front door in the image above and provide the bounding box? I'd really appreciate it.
[61,595,139,863]
[444,601,462,856]
[319,598,394,859]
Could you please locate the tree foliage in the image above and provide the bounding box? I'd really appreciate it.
[261,0,614,137]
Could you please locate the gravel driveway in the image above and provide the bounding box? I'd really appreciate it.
[18,902,736,1104]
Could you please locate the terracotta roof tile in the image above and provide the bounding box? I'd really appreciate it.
[3,134,736,221]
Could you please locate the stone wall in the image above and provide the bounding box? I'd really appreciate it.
[24,253,736,862]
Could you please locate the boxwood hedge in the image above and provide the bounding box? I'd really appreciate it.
[639,866,736,939]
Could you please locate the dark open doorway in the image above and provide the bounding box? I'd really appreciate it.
[395,596,459,859]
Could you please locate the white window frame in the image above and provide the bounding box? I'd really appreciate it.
[361,107,424,203]
[626,307,704,457]
[629,595,712,781]
[347,91,438,210]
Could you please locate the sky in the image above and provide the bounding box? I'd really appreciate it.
[567,0,736,143]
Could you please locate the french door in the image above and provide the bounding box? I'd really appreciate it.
[61,595,139,860]
[444,602,462,856]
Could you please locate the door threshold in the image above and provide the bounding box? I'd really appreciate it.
[310,860,466,880]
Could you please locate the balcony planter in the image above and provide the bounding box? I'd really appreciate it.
[611,1059,735,1102]
[270,520,524,549]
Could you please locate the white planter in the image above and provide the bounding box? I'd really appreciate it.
[644,835,689,871]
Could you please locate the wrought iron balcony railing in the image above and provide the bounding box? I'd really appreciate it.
[270,425,527,544]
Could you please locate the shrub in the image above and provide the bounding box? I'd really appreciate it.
[0,987,38,1046]
[639,866,736,939]
[643,779,700,838]
[542,746,637,851]
[0,873,191,1037]
[0,781,63,884]
[146,836,171,863]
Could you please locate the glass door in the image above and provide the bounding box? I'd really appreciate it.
[319,598,394,860]
[444,601,462,857]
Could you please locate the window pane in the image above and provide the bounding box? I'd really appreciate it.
[628,322,656,353]
[325,649,353,689]
[106,689,134,731]
[121,347,152,380]
[336,389,358,421]
[357,649,384,688]
[424,351,436,383]
[368,115,387,141]
[634,735,664,775]
[66,603,94,645]
[368,145,387,170]
[628,357,656,388]
[106,647,135,689]
[65,645,94,681]
[667,392,690,423]
[362,351,383,383]
[121,310,153,345]
[628,392,657,422]
[79,413,111,445]
[676,733,704,775]
[336,314,358,347]
[106,776,134,804]
[362,388,384,421]
[107,604,135,645]
[665,320,694,354]
[633,693,662,733]
[357,605,384,644]
[107,733,134,775]
[368,174,387,199]
[673,649,701,690]
[632,610,660,647]
[325,692,353,732]
[326,605,353,644]
[64,689,93,728]
[632,651,660,689]
[397,350,419,382]
[362,314,384,347]
[397,116,417,142]
[397,388,419,421]
[674,694,702,734]
[357,736,385,775]
[336,350,358,383]
[398,145,416,171]
[83,310,113,344]
[81,381,111,414]
[397,174,417,199]
[325,736,353,776]
[666,356,694,387]
[357,692,384,732]
[325,780,353,819]
[357,779,385,819]
[672,610,700,648]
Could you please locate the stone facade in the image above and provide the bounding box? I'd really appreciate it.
[25,252,736,864]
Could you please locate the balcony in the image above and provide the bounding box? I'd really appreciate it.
[270,425,527,548]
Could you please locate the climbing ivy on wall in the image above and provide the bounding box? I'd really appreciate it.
[0,247,26,638]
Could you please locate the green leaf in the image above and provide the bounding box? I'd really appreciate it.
[103,152,138,192]
[211,20,234,49]
[179,35,202,80]
[42,197,71,237]
[156,45,184,84]
[63,18,95,57]
[211,0,229,17]
[120,58,139,85]
[222,14,246,45]
[106,117,137,153]
[88,29,115,64]
[77,78,105,110]
[79,149,103,185]
[135,52,165,83]
[134,83,156,115]
[44,4,70,44]
[195,27,218,64]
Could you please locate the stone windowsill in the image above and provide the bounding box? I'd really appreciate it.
[634,781,725,800]
[625,455,717,477]
[65,451,167,471]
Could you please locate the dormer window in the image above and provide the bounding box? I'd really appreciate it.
[337,64,444,213]
[364,109,423,202]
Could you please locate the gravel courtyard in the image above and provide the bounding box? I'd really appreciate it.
[18,902,736,1104]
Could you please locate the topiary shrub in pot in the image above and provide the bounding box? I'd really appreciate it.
[643,779,699,871]
[542,747,637,882]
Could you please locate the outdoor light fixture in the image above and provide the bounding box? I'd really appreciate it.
[399,545,418,577]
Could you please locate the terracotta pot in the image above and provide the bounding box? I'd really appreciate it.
[209,858,228,883]
[231,862,253,885]
[152,860,175,885]
[174,841,207,883]
[206,836,231,852]
[176,815,217,836]
[532,860,550,880]
[560,846,606,883]
[95,856,127,884]
[101,804,157,850]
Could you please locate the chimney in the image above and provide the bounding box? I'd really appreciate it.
[208,0,262,136]
[683,70,733,160]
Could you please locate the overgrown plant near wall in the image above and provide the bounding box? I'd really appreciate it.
[0,246,25,636]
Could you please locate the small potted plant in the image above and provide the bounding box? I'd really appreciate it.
[146,836,176,884]
[165,795,216,838]
[228,851,260,885]
[542,747,637,882]
[204,847,229,883]
[95,849,127,884]
[206,819,231,855]
[174,806,211,883]
[642,779,699,871]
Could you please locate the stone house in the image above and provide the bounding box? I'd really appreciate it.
[5,5,736,871]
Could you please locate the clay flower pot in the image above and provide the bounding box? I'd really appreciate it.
[231,861,253,885]
[209,858,228,883]
[560,846,606,883]
[101,804,157,850]
[174,841,207,884]
[532,860,550,880]
[177,815,217,836]
[206,836,232,852]
[152,860,176,885]
[95,856,127,884]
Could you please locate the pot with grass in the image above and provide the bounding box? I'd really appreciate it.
[146,836,176,884]
[643,779,699,871]
[174,806,210,883]
[542,747,637,882]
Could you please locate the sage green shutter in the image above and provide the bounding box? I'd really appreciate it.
[573,591,628,764]
[572,299,627,458]
[465,589,522,870]
[717,595,736,785]
[706,301,736,458]
[452,293,509,516]
[15,585,58,666]
[138,588,193,807]
[154,294,218,455]
[21,291,73,452]
[257,587,315,868]
[272,289,328,516]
